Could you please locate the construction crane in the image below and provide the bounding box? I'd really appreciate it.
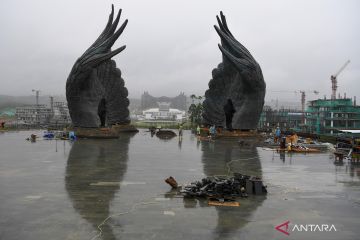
[268,89,319,113]
[299,90,319,124]
[32,89,41,107]
[331,60,350,100]
[299,90,319,113]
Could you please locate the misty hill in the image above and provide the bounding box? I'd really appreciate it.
[0,94,303,115]
[0,95,143,113]
[0,95,67,109]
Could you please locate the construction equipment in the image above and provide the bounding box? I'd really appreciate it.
[331,60,350,100]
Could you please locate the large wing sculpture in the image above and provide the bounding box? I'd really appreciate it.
[66,5,130,128]
[202,12,266,130]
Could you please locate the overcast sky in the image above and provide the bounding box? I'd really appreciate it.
[0,0,359,104]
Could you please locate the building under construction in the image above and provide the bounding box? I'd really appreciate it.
[258,106,303,131]
[15,105,52,126]
[304,98,360,134]
[15,101,71,128]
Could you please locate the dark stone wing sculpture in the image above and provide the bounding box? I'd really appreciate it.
[66,5,130,128]
[202,12,266,130]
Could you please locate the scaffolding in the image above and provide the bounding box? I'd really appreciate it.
[305,98,360,135]
[15,101,71,128]
[15,105,52,126]
[258,106,303,131]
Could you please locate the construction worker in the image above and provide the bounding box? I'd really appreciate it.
[287,142,292,151]
[196,125,201,136]
[280,137,286,149]
[178,124,183,138]
[275,127,281,143]
[210,125,217,139]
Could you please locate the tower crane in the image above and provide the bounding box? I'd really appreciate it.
[331,60,350,100]
[298,90,319,113]
[268,89,319,114]
[32,89,41,107]
[298,90,319,124]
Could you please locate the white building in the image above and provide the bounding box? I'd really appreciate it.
[51,102,71,124]
[16,105,52,124]
[142,102,186,121]
[15,101,71,127]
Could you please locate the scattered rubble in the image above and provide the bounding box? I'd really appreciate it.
[165,173,267,203]
[25,134,37,142]
[165,176,178,188]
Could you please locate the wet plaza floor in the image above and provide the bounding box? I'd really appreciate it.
[0,130,360,240]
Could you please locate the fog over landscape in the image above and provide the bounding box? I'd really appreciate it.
[0,0,359,104]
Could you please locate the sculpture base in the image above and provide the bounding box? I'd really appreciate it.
[215,129,264,145]
[72,125,138,139]
[216,129,259,137]
[111,124,139,133]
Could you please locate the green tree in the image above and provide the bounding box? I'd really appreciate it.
[188,94,203,126]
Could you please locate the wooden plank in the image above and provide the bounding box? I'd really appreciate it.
[208,201,240,207]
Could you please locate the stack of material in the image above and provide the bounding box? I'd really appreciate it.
[179,173,267,199]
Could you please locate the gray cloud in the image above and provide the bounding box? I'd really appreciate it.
[0,0,359,104]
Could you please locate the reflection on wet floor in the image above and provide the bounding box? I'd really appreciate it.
[65,133,135,239]
[201,141,265,240]
[0,130,359,240]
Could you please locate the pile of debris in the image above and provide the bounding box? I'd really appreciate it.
[165,173,267,200]
[156,129,177,139]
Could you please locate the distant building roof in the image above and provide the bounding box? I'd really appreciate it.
[143,108,184,114]
[340,130,360,134]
